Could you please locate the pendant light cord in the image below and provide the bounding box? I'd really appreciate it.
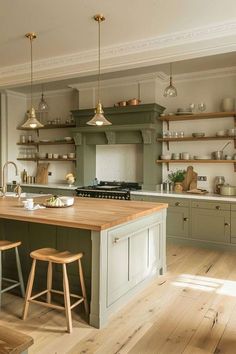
[98,18,101,103]
[30,35,33,110]
[170,63,172,86]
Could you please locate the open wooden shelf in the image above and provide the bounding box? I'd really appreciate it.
[17,140,74,146]
[156,159,235,163]
[17,124,75,130]
[156,159,236,171]
[157,136,235,142]
[17,158,76,162]
[159,111,236,122]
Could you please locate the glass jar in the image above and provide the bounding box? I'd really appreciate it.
[214,176,225,194]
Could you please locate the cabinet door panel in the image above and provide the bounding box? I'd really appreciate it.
[191,209,230,243]
[231,211,236,240]
[107,235,129,306]
[149,223,161,268]
[130,229,148,284]
[167,206,189,238]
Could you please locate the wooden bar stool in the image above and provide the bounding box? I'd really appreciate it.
[0,240,25,307]
[22,248,89,333]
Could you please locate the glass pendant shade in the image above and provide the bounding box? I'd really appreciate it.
[86,14,112,126]
[38,93,49,112]
[21,32,44,129]
[163,63,177,98]
[87,101,112,126]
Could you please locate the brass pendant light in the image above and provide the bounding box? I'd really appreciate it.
[86,14,112,126]
[21,33,44,129]
[163,63,178,98]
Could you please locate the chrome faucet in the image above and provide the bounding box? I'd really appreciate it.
[2,161,19,196]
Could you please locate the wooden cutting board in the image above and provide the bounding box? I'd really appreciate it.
[182,166,198,191]
[35,163,49,184]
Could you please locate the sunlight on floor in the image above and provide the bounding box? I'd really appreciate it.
[172,273,236,296]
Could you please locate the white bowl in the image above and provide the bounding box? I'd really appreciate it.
[160,155,171,160]
[60,196,74,206]
[64,137,72,141]
[216,130,226,137]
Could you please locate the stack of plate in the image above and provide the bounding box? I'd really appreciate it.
[194,156,210,160]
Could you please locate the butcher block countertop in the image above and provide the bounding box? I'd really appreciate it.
[0,197,168,231]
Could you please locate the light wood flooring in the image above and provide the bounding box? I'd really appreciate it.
[1,243,236,354]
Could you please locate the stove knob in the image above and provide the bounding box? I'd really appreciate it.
[118,196,121,199]
[88,194,90,197]
[122,196,125,199]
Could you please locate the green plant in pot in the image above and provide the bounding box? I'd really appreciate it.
[168,169,186,192]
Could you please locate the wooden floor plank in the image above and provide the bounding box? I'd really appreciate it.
[0,244,236,354]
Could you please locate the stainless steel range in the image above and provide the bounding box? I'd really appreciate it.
[75,181,141,200]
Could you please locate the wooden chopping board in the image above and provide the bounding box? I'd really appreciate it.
[182,166,198,191]
[35,163,49,184]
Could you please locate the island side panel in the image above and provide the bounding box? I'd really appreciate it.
[90,209,167,329]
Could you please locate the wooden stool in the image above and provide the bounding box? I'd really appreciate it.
[22,248,89,333]
[0,240,25,307]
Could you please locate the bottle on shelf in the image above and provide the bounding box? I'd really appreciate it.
[22,169,27,183]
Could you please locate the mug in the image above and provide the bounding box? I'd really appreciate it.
[181,152,190,160]
[23,199,34,209]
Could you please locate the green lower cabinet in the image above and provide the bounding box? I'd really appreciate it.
[191,208,230,243]
[131,194,234,248]
[230,211,236,244]
[167,206,189,238]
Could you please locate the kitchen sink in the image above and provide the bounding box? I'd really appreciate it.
[1,192,50,198]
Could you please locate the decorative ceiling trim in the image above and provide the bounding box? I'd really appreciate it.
[0,20,236,87]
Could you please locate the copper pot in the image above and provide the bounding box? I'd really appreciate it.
[127,98,141,106]
[115,101,127,107]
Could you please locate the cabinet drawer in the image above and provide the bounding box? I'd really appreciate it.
[148,197,189,208]
[191,200,230,211]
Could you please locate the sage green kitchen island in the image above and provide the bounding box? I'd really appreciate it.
[0,196,167,328]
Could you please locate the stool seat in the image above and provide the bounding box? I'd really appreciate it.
[0,240,21,251]
[30,248,83,264]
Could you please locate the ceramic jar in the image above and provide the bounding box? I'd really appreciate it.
[222,98,235,112]
[174,182,183,193]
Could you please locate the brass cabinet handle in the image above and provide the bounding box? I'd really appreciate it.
[183,217,189,222]
[216,205,221,210]
[175,202,181,206]
[113,237,120,243]
[224,223,230,227]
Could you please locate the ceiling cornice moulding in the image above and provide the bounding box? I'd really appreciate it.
[1,20,236,87]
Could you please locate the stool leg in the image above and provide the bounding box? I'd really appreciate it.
[0,251,2,309]
[47,262,52,303]
[22,259,36,320]
[15,247,25,298]
[62,264,72,333]
[78,259,89,315]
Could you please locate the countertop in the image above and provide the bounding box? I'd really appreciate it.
[131,190,236,202]
[0,196,167,231]
[8,183,80,190]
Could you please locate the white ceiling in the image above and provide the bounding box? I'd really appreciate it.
[1,0,236,88]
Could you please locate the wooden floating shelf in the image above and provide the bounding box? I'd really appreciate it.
[159,111,236,122]
[17,141,74,146]
[157,136,235,142]
[17,158,76,162]
[156,159,236,172]
[17,124,76,130]
[156,159,236,163]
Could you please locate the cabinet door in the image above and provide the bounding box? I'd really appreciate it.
[107,234,129,306]
[230,211,236,243]
[191,209,230,243]
[167,206,189,238]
